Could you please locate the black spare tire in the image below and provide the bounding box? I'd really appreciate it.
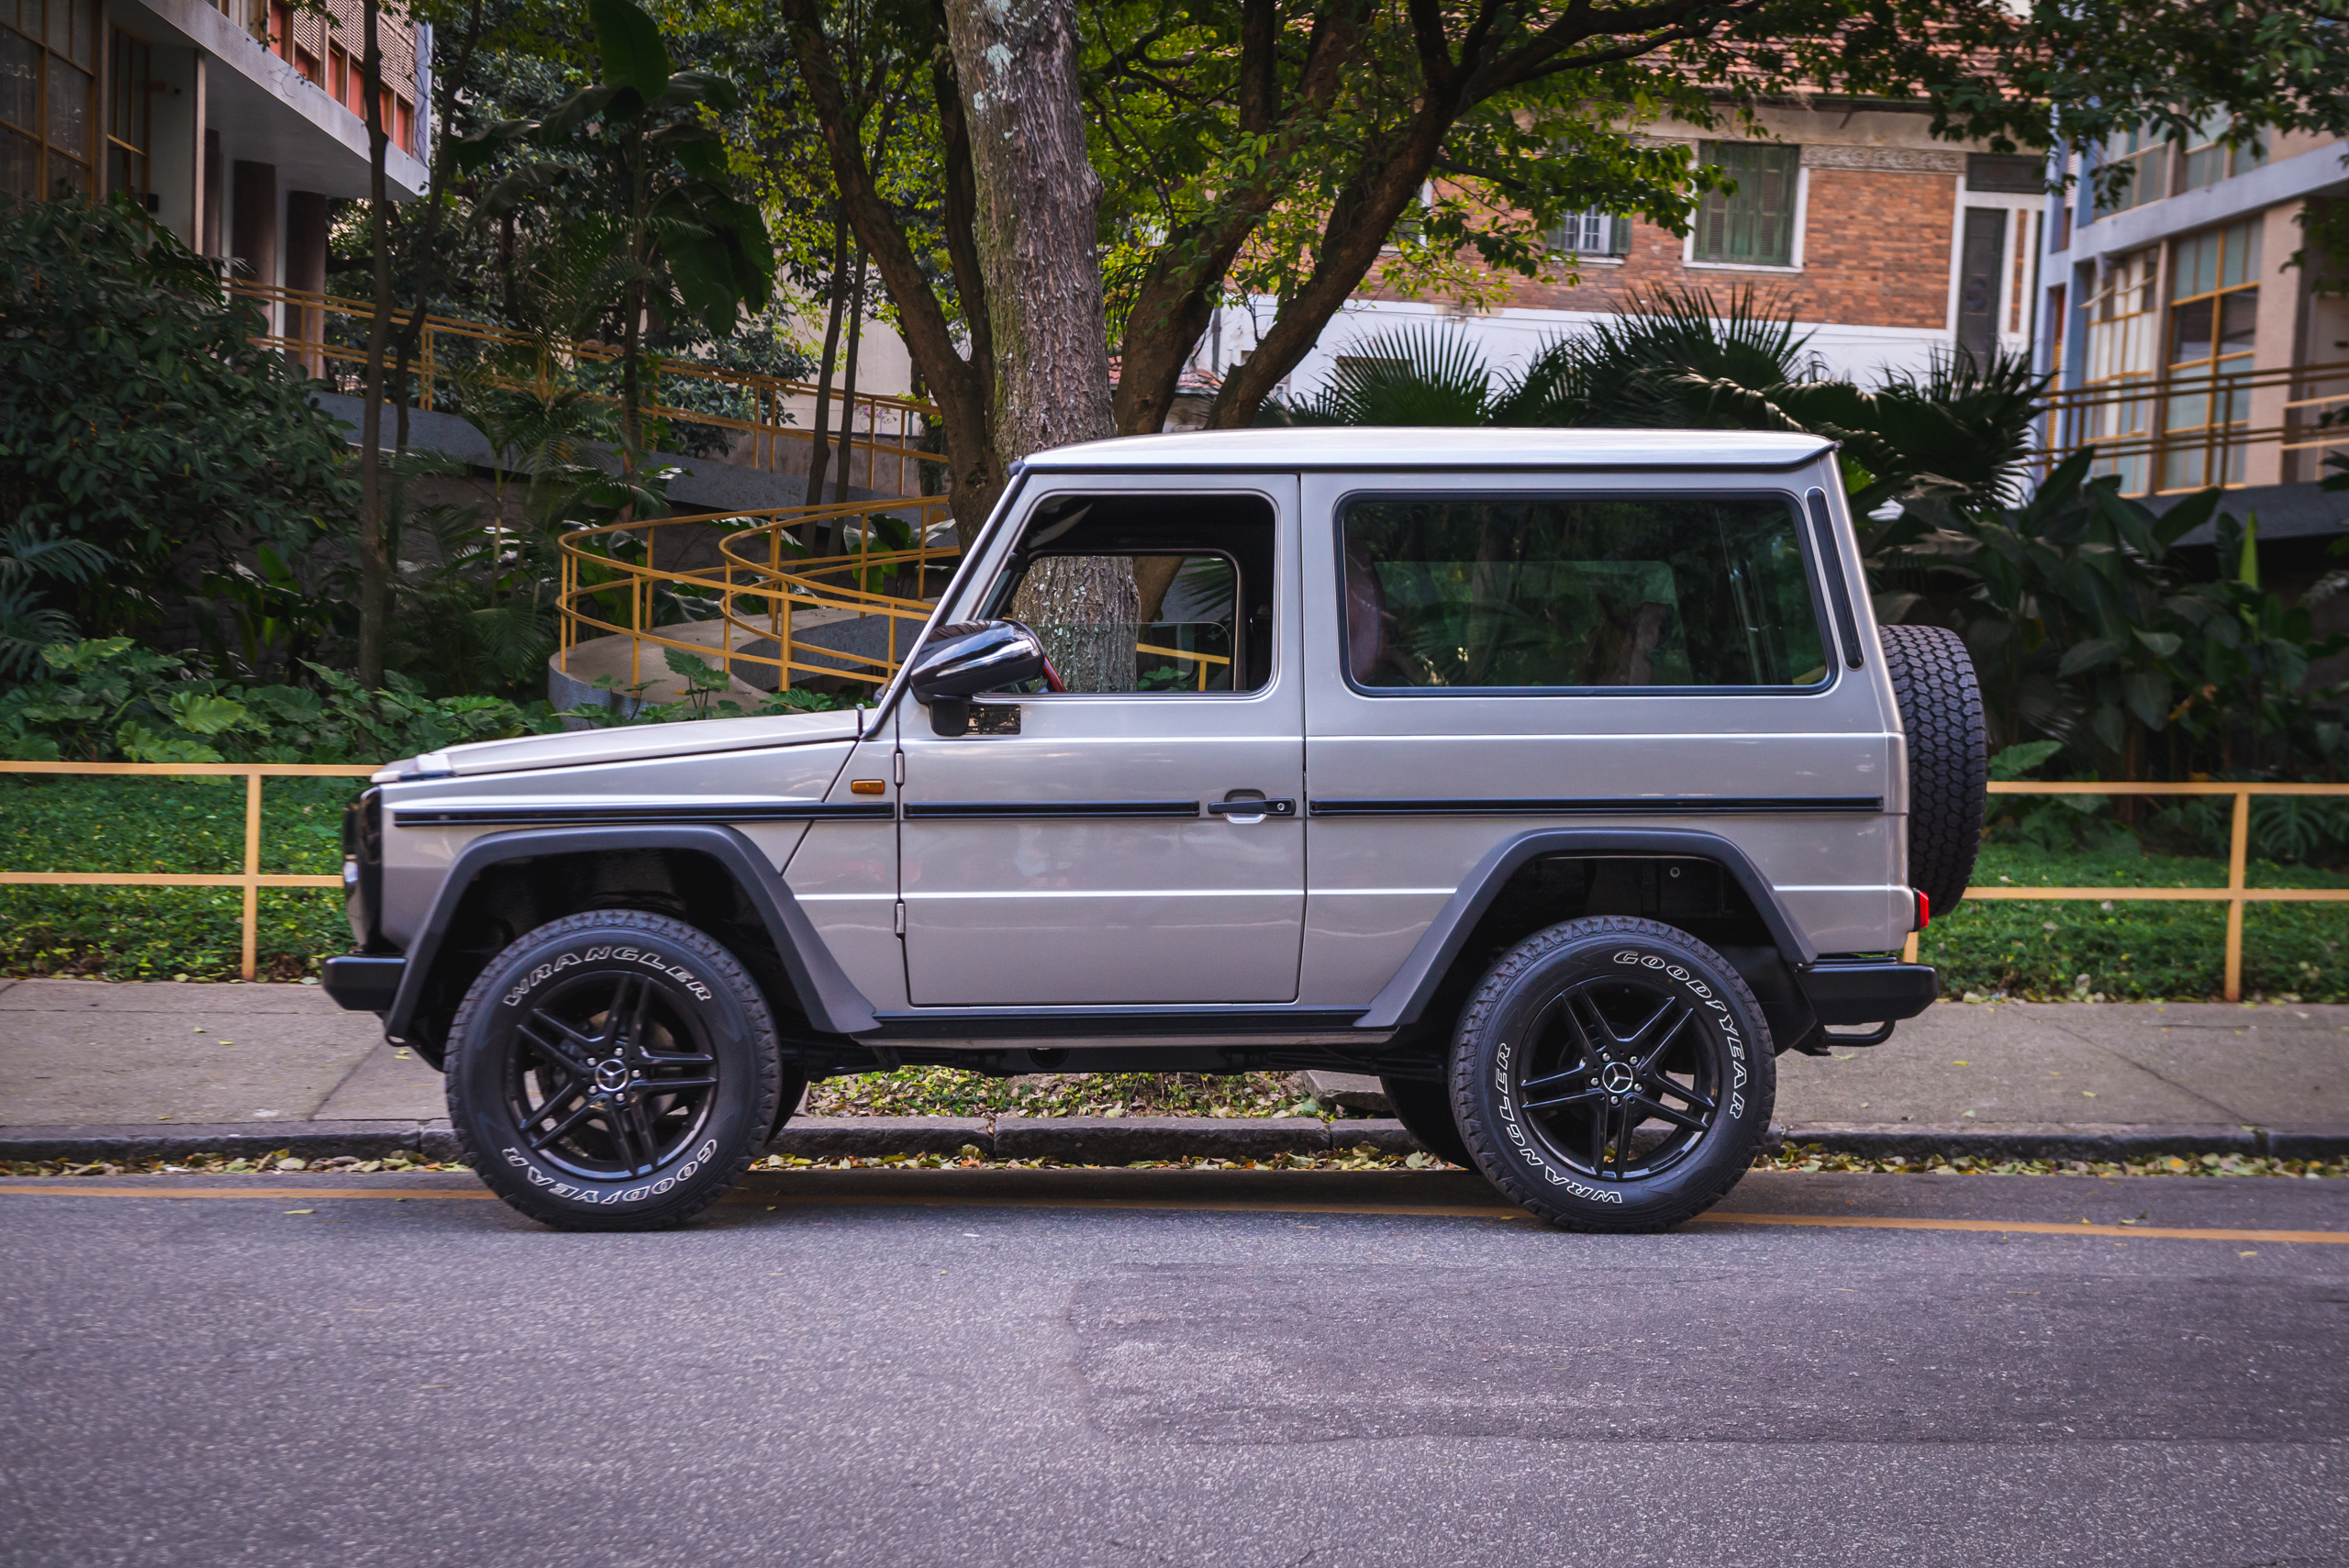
[1879,622,1987,915]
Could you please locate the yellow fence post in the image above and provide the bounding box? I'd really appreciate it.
[241,770,264,981]
[2225,786,2251,1002]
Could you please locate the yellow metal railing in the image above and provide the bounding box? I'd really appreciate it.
[1904,780,2349,1001]
[559,495,963,694]
[0,762,380,981]
[5,773,2343,995]
[231,280,941,497]
[2040,358,2349,496]
[562,499,1241,697]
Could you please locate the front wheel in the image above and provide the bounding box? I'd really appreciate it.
[1450,917,1775,1232]
[444,910,783,1231]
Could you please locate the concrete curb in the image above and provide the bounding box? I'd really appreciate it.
[0,1121,447,1162]
[1769,1122,2277,1161]
[6,1117,2344,1165]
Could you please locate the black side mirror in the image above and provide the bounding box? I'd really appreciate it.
[907,619,1050,736]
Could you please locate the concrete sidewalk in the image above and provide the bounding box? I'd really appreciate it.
[1,976,2343,1162]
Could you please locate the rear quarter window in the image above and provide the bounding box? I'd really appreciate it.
[1341,492,1829,692]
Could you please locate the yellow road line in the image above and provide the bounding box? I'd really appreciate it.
[1692,1212,2349,1244]
[3,1183,2343,1241]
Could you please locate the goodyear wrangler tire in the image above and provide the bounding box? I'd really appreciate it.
[445,910,782,1231]
[1449,917,1774,1233]
[1880,622,1987,915]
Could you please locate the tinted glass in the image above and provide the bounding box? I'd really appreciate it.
[1341,494,1827,690]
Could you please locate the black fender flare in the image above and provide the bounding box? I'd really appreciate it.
[1355,828,1819,1032]
[382,825,879,1048]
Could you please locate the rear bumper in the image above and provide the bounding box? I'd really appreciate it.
[322,955,406,1014]
[1800,958,1938,1025]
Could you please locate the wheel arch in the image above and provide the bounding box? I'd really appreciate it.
[1356,828,1820,1048]
[384,825,877,1066]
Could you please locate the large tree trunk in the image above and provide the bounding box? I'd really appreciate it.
[941,0,1130,689]
[803,214,849,532]
[831,241,867,507]
[354,0,394,689]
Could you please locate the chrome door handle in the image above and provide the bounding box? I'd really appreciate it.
[1207,797,1296,819]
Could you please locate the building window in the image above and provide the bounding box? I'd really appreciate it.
[1693,143,1799,267]
[1966,153,2044,195]
[105,27,151,203]
[2162,218,2260,490]
[2179,114,2266,195]
[2097,126,2167,217]
[1545,208,1630,258]
[0,0,99,199]
[2079,248,2160,494]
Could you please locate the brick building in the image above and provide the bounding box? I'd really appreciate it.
[1215,97,2049,400]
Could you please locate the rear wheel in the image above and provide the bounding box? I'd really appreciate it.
[1379,1074,1473,1166]
[445,910,782,1231]
[1450,916,1774,1232]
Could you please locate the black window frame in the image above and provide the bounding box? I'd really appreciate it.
[1330,486,1842,699]
[975,488,1280,697]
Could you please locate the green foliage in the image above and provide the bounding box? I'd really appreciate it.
[0,773,351,980]
[1269,289,2048,528]
[1927,843,2349,1003]
[0,520,111,677]
[0,196,358,651]
[464,0,774,450]
[0,638,563,764]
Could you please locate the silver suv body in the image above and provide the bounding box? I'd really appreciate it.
[328,428,1964,1231]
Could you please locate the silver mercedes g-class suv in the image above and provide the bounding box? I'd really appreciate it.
[326,428,1985,1233]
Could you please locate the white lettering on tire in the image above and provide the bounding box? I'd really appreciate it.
[500,1139,719,1206]
[503,946,714,1007]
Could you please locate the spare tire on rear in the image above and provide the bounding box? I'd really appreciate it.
[1878,623,1987,915]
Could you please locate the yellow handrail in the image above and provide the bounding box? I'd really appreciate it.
[6,772,2344,995]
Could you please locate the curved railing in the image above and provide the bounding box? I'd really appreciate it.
[557,494,962,695]
[557,494,1239,697]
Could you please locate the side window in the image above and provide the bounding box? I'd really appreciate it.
[1341,494,1828,691]
[978,492,1275,694]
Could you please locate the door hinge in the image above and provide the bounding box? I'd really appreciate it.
[893,751,905,785]
[893,900,907,936]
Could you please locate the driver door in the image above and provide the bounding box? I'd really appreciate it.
[896,477,1304,1006]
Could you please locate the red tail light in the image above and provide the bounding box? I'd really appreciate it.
[1915,890,1932,931]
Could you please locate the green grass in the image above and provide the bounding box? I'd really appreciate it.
[8,778,2345,999]
[1925,842,2349,1001]
[0,774,360,980]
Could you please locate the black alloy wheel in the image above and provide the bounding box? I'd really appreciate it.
[504,970,720,1182]
[1451,916,1774,1232]
[445,910,782,1230]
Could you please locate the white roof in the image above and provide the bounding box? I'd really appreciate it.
[1020,427,1836,473]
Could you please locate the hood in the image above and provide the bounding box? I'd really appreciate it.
[373,707,867,782]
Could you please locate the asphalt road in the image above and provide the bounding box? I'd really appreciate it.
[3,1168,2345,1568]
